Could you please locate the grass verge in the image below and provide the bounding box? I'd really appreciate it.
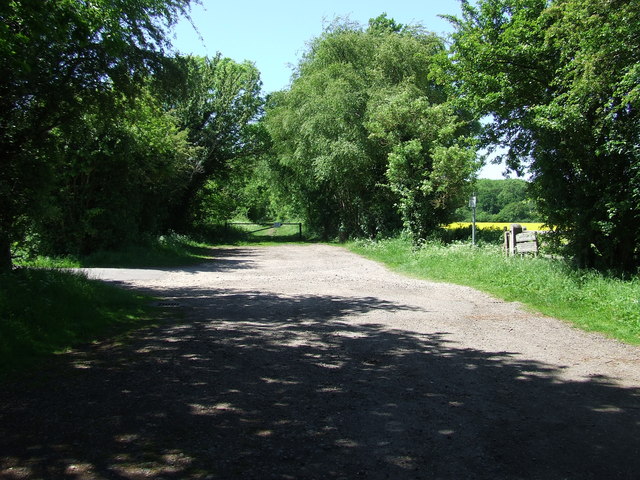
[348,237,640,345]
[0,268,156,376]
[5,230,308,376]
[16,229,312,270]
[15,233,216,269]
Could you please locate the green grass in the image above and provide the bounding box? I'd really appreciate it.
[5,233,213,375]
[0,268,156,375]
[348,237,640,344]
[3,228,310,375]
[219,222,307,244]
[15,233,215,269]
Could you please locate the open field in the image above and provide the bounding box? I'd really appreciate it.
[447,222,547,231]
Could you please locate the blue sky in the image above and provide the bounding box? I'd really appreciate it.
[171,1,462,94]
[170,1,509,179]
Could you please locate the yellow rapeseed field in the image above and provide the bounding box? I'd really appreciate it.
[446,222,547,231]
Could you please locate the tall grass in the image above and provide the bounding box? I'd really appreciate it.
[348,237,640,344]
[0,268,155,375]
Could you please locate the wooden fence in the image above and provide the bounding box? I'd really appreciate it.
[504,224,541,256]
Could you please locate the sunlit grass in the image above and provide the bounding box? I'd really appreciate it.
[348,237,640,345]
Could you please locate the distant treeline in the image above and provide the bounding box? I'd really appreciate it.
[455,179,542,223]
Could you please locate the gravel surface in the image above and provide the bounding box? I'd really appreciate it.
[2,244,640,479]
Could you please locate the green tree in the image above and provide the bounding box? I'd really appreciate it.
[31,87,198,255]
[448,0,640,270]
[0,0,193,269]
[167,55,265,230]
[264,16,479,240]
[457,179,540,222]
[367,86,478,238]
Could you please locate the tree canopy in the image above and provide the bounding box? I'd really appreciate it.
[448,0,640,270]
[263,15,480,240]
[0,0,194,268]
[166,55,265,230]
[0,1,271,268]
[4,3,639,274]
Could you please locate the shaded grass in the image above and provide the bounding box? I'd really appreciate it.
[16,233,215,269]
[5,229,311,375]
[0,268,156,376]
[6,233,211,375]
[348,237,640,344]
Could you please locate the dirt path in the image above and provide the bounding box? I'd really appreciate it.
[2,244,640,479]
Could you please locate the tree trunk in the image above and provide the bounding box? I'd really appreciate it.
[0,233,12,272]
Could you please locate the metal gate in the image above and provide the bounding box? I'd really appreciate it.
[225,221,303,241]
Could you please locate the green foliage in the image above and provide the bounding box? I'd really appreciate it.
[369,86,479,239]
[221,222,306,244]
[16,233,213,269]
[167,55,266,230]
[4,0,638,279]
[31,88,198,255]
[448,0,640,271]
[186,121,273,229]
[455,179,542,222]
[349,237,640,344]
[1,1,267,265]
[263,16,480,240]
[0,269,153,373]
[78,233,213,268]
[0,0,195,269]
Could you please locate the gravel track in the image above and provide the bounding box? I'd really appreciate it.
[1,244,640,479]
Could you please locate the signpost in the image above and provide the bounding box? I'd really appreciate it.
[469,194,477,246]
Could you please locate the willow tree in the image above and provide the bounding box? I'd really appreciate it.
[264,15,479,240]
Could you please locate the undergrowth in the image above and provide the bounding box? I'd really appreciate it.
[348,237,640,344]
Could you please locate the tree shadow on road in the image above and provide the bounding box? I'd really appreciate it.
[1,286,639,479]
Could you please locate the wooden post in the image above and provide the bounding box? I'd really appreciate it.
[503,227,509,255]
[510,224,523,256]
[515,231,539,255]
